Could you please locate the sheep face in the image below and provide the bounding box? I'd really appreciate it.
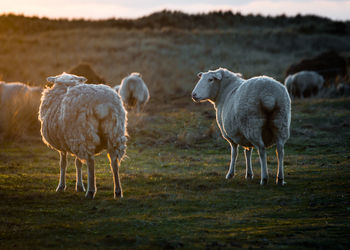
[192,71,221,103]
[47,72,87,85]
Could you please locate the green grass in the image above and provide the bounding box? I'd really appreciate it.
[1,98,350,249]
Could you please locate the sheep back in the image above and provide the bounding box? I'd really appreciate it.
[221,76,291,148]
[119,73,150,108]
[39,83,127,161]
[285,71,324,98]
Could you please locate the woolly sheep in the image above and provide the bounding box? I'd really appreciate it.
[284,71,324,98]
[39,72,127,199]
[0,81,42,137]
[118,73,150,112]
[192,68,291,185]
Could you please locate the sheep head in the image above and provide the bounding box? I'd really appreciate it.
[47,72,87,85]
[192,69,222,103]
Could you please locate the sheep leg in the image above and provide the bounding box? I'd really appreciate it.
[244,148,254,180]
[257,146,268,185]
[226,143,238,179]
[85,156,96,199]
[276,141,287,186]
[75,158,85,192]
[108,152,123,199]
[56,151,67,192]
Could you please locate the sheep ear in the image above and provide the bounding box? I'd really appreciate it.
[78,76,87,83]
[47,76,56,83]
[213,71,222,80]
[197,72,203,78]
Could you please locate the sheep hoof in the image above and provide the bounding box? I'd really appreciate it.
[260,178,268,185]
[76,185,86,192]
[56,185,66,192]
[276,178,287,186]
[114,190,123,199]
[85,191,95,199]
[225,172,235,179]
[245,174,254,180]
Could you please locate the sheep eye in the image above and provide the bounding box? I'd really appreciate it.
[209,78,214,82]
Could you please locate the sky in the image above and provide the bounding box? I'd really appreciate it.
[1,0,350,21]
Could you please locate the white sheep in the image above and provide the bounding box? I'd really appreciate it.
[118,73,150,112]
[0,81,42,137]
[39,72,127,199]
[284,71,324,98]
[192,68,291,185]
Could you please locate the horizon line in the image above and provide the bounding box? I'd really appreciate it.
[0,8,348,22]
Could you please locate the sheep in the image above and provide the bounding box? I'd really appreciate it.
[284,71,324,98]
[0,81,42,138]
[39,72,127,199]
[118,73,150,112]
[336,83,350,96]
[192,68,291,185]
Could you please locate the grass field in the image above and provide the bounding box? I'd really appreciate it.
[1,97,349,249]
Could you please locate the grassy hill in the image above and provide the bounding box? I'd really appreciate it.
[0,10,349,102]
[1,10,349,34]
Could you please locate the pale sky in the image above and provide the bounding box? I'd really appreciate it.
[1,0,349,21]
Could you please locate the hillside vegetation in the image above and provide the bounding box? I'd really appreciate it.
[0,10,349,103]
[1,10,349,34]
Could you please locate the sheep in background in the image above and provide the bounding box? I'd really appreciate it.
[336,83,350,96]
[192,68,291,185]
[118,73,150,112]
[39,72,127,199]
[284,71,324,98]
[0,81,42,138]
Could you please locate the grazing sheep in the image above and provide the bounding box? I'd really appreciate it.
[0,81,42,138]
[192,68,291,185]
[284,71,324,98]
[118,73,150,112]
[39,72,127,199]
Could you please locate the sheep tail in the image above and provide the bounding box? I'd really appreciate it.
[95,103,127,162]
[260,95,276,112]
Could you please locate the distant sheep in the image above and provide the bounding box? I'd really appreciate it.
[336,83,350,96]
[118,73,150,112]
[284,71,324,98]
[192,68,291,185]
[0,81,42,138]
[39,72,127,199]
